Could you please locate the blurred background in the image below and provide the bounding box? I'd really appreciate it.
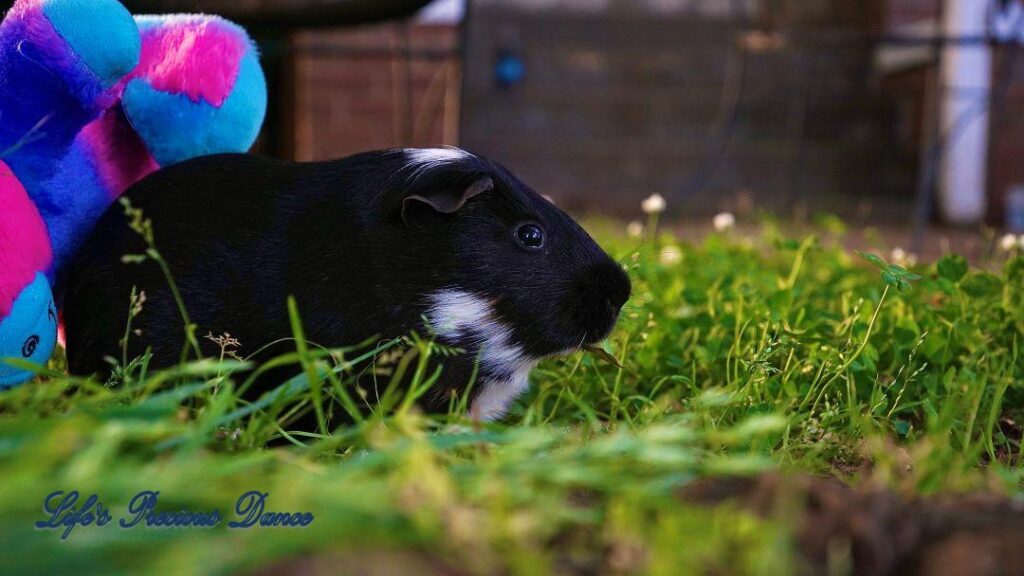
[35,2,1024,242]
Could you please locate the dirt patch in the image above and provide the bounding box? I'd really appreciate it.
[680,474,1024,576]
[246,475,1024,576]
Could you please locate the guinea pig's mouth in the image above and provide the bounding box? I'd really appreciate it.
[544,341,624,372]
[560,258,631,346]
[533,299,624,361]
[578,308,623,347]
[553,323,621,359]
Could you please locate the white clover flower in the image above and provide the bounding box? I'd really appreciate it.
[890,247,918,267]
[627,221,645,238]
[642,193,667,215]
[675,304,696,319]
[713,212,736,232]
[999,233,1019,252]
[659,246,683,266]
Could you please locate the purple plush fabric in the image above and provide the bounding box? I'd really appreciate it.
[0,0,266,388]
[0,0,118,188]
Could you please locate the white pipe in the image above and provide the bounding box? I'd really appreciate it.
[938,0,992,225]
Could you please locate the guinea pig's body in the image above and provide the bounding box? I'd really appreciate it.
[64,148,630,421]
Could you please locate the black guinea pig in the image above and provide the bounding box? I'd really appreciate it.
[63,148,631,421]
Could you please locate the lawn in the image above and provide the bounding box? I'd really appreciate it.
[1,216,1022,575]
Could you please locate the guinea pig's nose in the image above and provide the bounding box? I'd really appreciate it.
[575,259,632,316]
[601,261,632,312]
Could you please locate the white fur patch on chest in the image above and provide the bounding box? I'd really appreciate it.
[469,362,537,422]
[427,289,537,421]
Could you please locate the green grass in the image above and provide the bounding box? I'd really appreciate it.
[1,219,1022,575]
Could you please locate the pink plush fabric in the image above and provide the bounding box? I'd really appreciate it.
[7,0,45,18]
[79,107,159,198]
[0,161,52,317]
[126,16,246,107]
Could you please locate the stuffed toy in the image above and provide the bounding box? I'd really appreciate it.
[0,0,267,388]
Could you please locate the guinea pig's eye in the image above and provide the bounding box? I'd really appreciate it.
[515,224,546,250]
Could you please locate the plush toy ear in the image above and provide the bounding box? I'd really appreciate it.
[401,177,494,226]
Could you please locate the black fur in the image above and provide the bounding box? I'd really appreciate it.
[64,149,631,415]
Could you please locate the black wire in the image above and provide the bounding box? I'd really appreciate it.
[675,0,751,199]
[675,0,1024,205]
[669,0,1022,230]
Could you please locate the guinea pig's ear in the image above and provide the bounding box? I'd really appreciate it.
[401,176,494,226]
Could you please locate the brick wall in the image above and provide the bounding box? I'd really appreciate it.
[290,24,460,161]
[281,0,1022,223]
[885,0,938,29]
[459,0,911,218]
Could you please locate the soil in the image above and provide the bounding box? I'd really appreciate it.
[679,474,1024,576]
[250,474,1024,575]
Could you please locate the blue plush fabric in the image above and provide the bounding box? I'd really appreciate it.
[0,274,57,389]
[122,50,267,167]
[0,18,98,187]
[204,50,268,159]
[0,1,268,390]
[0,0,138,192]
[41,0,140,87]
[32,143,109,291]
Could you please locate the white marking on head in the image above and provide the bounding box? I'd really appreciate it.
[427,289,538,421]
[401,147,474,181]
